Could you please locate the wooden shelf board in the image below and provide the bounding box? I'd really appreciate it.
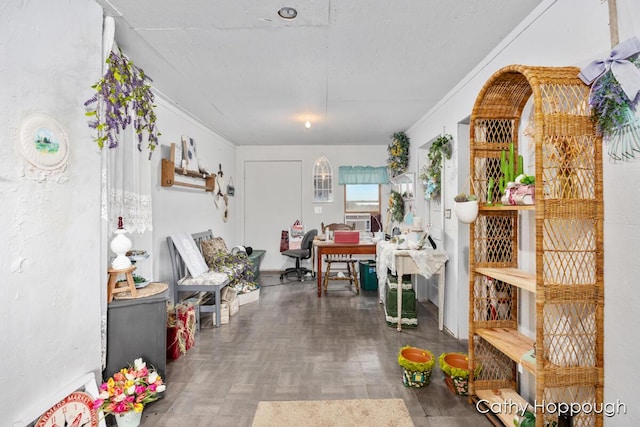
[475,328,536,375]
[475,388,530,427]
[475,267,535,293]
[481,204,534,211]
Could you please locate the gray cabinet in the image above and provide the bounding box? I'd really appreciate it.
[105,291,168,381]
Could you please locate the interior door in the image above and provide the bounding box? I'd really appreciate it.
[244,160,302,270]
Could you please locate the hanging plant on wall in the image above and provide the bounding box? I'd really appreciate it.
[419,134,452,200]
[388,190,405,223]
[84,48,160,158]
[579,36,640,161]
[387,131,410,177]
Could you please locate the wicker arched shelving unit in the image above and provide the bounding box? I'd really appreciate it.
[468,65,604,427]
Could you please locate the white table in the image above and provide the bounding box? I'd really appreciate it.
[376,240,448,331]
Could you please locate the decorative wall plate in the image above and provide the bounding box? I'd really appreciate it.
[35,391,98,427]
[18,113,69,170]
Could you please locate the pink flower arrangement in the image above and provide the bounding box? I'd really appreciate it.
[93,358,166,414]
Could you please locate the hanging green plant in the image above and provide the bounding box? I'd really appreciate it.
[84,48,160,158]
[419,134,452,200]
[387,131,410,177]
[388,190,405,223]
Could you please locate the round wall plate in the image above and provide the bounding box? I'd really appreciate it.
[18,113,69,170]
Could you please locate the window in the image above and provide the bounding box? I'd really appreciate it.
[313,156,333,202]
[344,184,380,213]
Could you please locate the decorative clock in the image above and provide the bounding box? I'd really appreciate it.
[35,391,98,427]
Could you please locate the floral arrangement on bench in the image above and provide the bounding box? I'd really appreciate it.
[201,237,259,295]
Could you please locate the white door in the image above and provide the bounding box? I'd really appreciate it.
[244,160,302,270]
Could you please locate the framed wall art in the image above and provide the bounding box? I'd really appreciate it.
[17,113,69,171]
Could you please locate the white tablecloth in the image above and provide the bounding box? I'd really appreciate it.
[375,240,448,287]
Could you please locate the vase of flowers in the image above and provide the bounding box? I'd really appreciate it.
[93,358,166,427]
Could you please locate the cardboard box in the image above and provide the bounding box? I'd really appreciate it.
[334,231,360,244]
[238,288,260,305]
[212,302,230,326]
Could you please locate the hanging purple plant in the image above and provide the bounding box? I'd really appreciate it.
[84,48,160,158]
[579,37,640,161]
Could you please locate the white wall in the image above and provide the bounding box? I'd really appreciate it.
[236,145,388,270]
[151,98,238,288]
[0,0,104,424]
[407,0,639,424]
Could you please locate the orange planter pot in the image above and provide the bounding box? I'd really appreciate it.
[398,346,434,388]
[439,352,481,396]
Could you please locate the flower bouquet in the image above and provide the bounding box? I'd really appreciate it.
[93,358,166,419]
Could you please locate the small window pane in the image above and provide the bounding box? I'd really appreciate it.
[313,156,333,202]
[345,184,380,213]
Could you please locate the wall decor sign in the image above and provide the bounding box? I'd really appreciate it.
[18,113,69,171]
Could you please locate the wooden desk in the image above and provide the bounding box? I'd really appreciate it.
[313,240,377,297]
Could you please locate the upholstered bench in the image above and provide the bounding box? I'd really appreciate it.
[167,230,264,327]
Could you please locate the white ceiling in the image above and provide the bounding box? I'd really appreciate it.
[95,0,542,146]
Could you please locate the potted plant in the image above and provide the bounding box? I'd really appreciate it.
[398,345,435,388]
[438,352,481,396]
[453,192,478,224]
[93,358,166,427]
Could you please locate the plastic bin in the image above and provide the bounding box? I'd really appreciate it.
[359,260,378,291]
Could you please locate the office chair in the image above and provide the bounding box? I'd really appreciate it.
[321,222,360,295]
[280,229,318,281]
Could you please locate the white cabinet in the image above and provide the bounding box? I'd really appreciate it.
[390,172,414,201]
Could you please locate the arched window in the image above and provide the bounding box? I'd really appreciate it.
[313,156,333,202]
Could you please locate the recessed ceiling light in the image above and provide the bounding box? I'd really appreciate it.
[278,7,297,20]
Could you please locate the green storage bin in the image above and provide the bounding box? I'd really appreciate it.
[358,260,378,290]
[385,282,416,313]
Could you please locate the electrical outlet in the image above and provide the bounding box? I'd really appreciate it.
[314,206,322,214]
[445,209,451,219]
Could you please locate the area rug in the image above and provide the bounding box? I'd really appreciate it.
[251,398,415,427]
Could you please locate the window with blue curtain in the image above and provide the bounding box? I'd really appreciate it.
[338,166,389,185]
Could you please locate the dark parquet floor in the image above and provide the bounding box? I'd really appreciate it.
[139,272,492,426]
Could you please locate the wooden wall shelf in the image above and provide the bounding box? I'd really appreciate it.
[160,143,215,192]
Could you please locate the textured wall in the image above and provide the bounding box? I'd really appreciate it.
[0,0,104,423]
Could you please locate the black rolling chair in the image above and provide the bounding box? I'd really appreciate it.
[280,229,318,281]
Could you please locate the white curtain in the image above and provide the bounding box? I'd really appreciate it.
[101,134,153,235]
[99,18,154,367]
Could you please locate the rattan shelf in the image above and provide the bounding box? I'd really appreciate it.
[475,328,536,374]
[475,267,535,293]
[475,388,530,427]
[467,65,604,427]
[480,204,534,211]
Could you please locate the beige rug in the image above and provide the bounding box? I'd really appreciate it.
[251,399,415,427]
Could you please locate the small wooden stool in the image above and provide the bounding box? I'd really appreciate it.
[107,265,138,302]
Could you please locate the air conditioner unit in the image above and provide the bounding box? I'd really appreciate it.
[344,213,371,232]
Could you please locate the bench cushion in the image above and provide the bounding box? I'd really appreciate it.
[179,271,229,286]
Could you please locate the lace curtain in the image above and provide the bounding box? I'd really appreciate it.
[100,131,153,234]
